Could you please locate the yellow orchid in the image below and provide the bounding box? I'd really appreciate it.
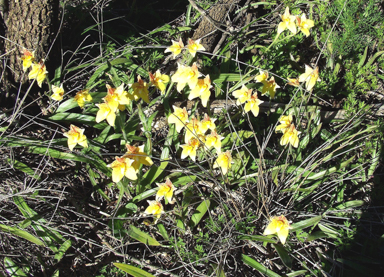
[164,38,184,59]
[184,117,203,143]
[74,89,93,108]
[213,151,232,175]
[204,130,224,153]
[254,70,268,83]
[107,156,137,183]
[275,115,293,133]
[149,70,170,94]
[278,7,297,34]
[51,84,65,101]
[28,61,48,87]
[180,137,200,161]
[296,14,314,37]
[298,65,320,91]
[20,49,35,72]
[280,123,300,148]
[130,75,150,103]
[124,144,153,172]
[63,124,88,151]
[171,63,200,92]
[168,105,189,132]
[96,102,116,127]
[263,215,291,245]
[232,85,252,105]
[189,75,212,107]
[244,93,264,117]
[200,113,216,134]
[144,200,164,219]
[261,76,280,99]
[105,84,131,112]
[287,78,300,87]
[156,178,175,203]
[187,38,205,57]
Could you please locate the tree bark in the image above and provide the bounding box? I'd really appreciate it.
[1,0,59,96]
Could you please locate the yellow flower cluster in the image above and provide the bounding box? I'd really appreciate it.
[232,85,264,116]
[20,48,47,88]
[164,38,205,59]
[144,178,176,222]
[276,115,300,148]
[96,84,132,127]
[107,144,153,183]
[278,7,314,37]
[63,124,88,151]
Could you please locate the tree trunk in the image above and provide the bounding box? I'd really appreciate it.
[1,0,59,97]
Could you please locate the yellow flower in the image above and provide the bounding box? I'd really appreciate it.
[149,70,170,94]
[63,124,88,151]
[261,76,280,99]
[278,7,297,34]
[184,117,202,143]
[144,200,164,219]
[164,38,184,59]
[298,65,320,91]
[107,156,137,183]
[96,102,116,127]
[232,85,252,105]
[263,215,290,245]
[156,178,175,203]
[189,75,212,107]
[180,137,200,161]
[280,123,300,148]
[287,78,300,87]
[124,144,153,172]
[20,49,35,72]
[204,130,224,153]
[74,89,93,108]
[28,61,48,88]
[275,115,293,133]
[200,113,216,134]
[296,14,314,37]
[213,151,232,175]
[51,84,65,101]
[171,63,200,92]
[105,84,132,112]
[130,75,150,103]
[168,105,189,132]
[244,93,264,117]
[254,70,268,83]
[187,38,205,57]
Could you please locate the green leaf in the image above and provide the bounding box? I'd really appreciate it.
[273,244,292,268]
[4,257,28,277]
[318,223,340,238]
[127,225,161,246]
[306,231,329,241]
[157,224,169,241]
[286,270,308,277]
[358,46,369,68]
[237,235,276,244]
[54,239,72,262]
[7,159,41,180]
[113,263,155,277]
[333,200,364,210]
[189,199,210,229]
[0,223,44,246]
[51,269,60,277]
[132,188,157,203]
[48,113,107,129]
[290,215,322,232]
[56,92,105,113]
[242,254,281,277]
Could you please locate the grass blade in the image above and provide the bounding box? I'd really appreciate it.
[114,263,155,277]
[242,254,281,277]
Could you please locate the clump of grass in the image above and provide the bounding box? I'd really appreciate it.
[1,1,383,276]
